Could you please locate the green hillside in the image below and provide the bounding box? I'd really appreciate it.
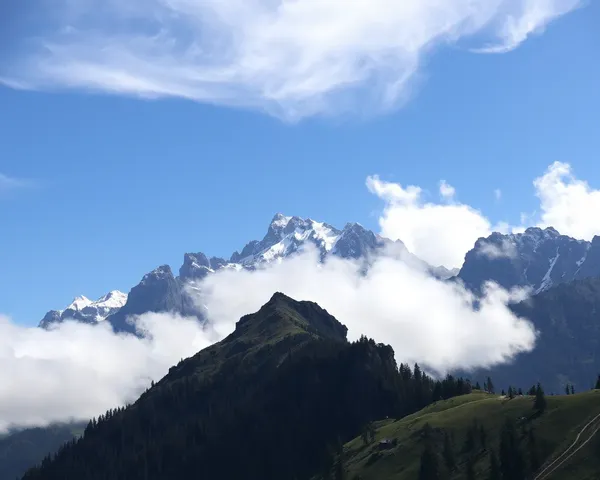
[342,390,600,480]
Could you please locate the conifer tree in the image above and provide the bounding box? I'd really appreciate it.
[518,388,523,396]
[500,419,526,480]
[443,431,456,471]
[534,383,547,414]
[528,427,541,473]
[475,381,481,390]
[595,375,600,390]
[486,377,495,394]
[489,451,501,480]
[570,384,575,395]
[565,384,570,395]
[418,443,441,480]
[466,456,476,480]
[479,424,487,450]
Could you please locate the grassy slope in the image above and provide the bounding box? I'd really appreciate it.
[343,390,600,480]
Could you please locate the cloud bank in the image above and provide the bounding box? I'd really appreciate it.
[197,248,536,374]
[1,0,581,119]
[534,161,600,240]
[367,161,600,268]
[0,313,211,431]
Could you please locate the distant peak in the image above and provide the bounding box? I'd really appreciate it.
[343,222,365,231]
[141,265,174,284]
[66,295,92,311]
[270,213,292,229]
[98,290,126,300]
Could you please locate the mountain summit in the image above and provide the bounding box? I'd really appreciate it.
[39,291,127,328]
[458,227,600,293]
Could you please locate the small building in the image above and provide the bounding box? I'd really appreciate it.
[378,439,395,450]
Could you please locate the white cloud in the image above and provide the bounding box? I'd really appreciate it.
[197,247,536,375]
[473,0,582,54]
[533,161,600,240]
[367,175,500,268]
[439,180,456,200]
[0,313,212,432]
[0,0,581,119]
[476,239,518,260]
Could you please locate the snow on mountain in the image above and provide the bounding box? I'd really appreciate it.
[229,214,343,265]
[458,227,600,293]
[40,213,450,332]
[39,291,128,328]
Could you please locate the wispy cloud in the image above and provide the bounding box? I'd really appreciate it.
[1,0,582,120]
[0,173,29,192]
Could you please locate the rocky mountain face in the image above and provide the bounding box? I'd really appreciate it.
[104,266,202,334]
[39,291,127,328]
[463,276,600,393]
[458,227,600,293]
[40,213,432,333]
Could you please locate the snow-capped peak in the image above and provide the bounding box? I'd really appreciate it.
[39,290,128,328]
[270,212,292,229]
[95,290,128,309]
[65,295,92,311]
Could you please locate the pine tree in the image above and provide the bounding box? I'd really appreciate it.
[418,443,441,480]
[464,424,476,452]
[500,419,526,480]
[570,384,575,395]
[528,427,541,473]
[475,381,481,390]
[489,451,501,480]
[595,375,600,390]
[443,431,456,471]
[518,388,523,396]
[501,389,505,396]
[533,383,547,414]
[466,456,476,480]
[486,377,495,394]
[479,424,487,450]
[565,384,570,395]
[508,386,515,399]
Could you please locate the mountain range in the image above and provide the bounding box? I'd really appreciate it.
[40,214,600,338]
[39,291,128,328]
[39,213,453,333]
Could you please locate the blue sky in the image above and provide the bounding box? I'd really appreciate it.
[1,0,599,325]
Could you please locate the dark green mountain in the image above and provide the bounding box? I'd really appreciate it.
[467,277,600,393]
[0,423,83,480]
[22,292,471,480]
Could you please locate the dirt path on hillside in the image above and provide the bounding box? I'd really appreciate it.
[534,411,600,480]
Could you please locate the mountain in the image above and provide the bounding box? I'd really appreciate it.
[40,213,434,333]
[0,423,84,480]
[39,291,127,328]
[463,276,600,394]
[22,294,471,480]
[458,227,600,293]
